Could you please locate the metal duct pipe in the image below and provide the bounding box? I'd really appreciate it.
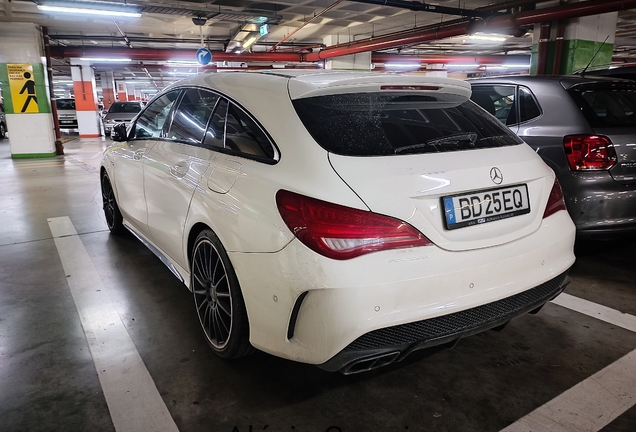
[536,22,552,75]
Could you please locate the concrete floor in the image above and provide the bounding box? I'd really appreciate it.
[1,136,635,432]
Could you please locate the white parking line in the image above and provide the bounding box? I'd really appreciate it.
[551,293,636,333]
[48,216,179,432]
[500,294,636,432]
[500,348,636,432]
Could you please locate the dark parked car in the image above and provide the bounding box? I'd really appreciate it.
[0,103,6,139]
[468,76,636,238]
[572,64,636,82]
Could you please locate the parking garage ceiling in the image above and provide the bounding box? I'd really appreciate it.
[1,0,635,88]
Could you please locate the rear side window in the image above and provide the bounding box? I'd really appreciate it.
[224,103,275,159]
[518,86,542,123]
[133,90,180,139]
[293,93,522,156]
[202,99,277,161]
[568,84,636,128]
[167,88,219,143]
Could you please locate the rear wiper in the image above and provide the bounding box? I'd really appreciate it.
[394,132,478,154]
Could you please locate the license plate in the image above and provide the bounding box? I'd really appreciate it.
[442,184,530,230]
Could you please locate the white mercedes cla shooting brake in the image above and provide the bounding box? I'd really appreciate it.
[101,71,576,374]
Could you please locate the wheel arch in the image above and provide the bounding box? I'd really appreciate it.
[187,222,213,271]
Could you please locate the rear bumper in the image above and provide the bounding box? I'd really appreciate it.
[559,171,636,238]
[229,210,575,369]
[320,272,569,374]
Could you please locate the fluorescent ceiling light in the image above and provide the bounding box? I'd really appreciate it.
[168,71,197,75]
[385,63,421,69]
[242,36,257,49]
[503,64,531,68]
[141,89,158,92]
[447,64,479,68]
[125,81,150,84]
[165,60,200,66]
[79,57,132,62]
[37,5,141,18]
[469,34,506,42]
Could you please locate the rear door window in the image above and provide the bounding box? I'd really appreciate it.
[568,83,636,127]
[293,93,522,156]
[167,88,219,144]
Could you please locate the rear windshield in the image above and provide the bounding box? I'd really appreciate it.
[56,99,76,110]
[109,102,142,114]
[292,93,523,156]
[568,83,636,128]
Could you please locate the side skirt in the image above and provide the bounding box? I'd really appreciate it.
[123,220,191,288]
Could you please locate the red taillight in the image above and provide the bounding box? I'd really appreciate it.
[563,135,617,171]
[276,190,432,260]
[543,178,567,219]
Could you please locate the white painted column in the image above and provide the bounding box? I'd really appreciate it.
[323,35,372,71]
[71,58,101,137]
[0,23,56,158]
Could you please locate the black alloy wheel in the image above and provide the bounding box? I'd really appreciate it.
[191,229,252,359]
[0,123,5,139]
[101,172,125,234]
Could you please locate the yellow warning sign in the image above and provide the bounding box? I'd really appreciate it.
[8,64,39,113]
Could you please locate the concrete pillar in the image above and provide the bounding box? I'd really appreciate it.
[101,71,116,110]
[115,80,128,101]
[530,12,617,75]
[71,58,101,137]
[0,23,56,158]
[323,35,371,71]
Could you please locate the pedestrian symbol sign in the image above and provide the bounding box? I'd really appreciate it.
[8,64,39,113]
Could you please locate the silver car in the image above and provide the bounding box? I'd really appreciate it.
[55,98,78,129]
[103,101,144,136]
[468,76,636,239]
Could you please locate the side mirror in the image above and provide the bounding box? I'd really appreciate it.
[111,123,127,142]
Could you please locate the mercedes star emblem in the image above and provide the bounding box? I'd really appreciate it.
[490,167,503,184]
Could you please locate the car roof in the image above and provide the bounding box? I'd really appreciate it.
[168,70,472,101]
[467,74,636,90]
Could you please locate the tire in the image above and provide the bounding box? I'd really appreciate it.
[101,172,125,234]
[0,123,6,139]
[191,229,253,359]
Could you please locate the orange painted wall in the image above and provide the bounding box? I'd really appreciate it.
[72,81,98,112]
